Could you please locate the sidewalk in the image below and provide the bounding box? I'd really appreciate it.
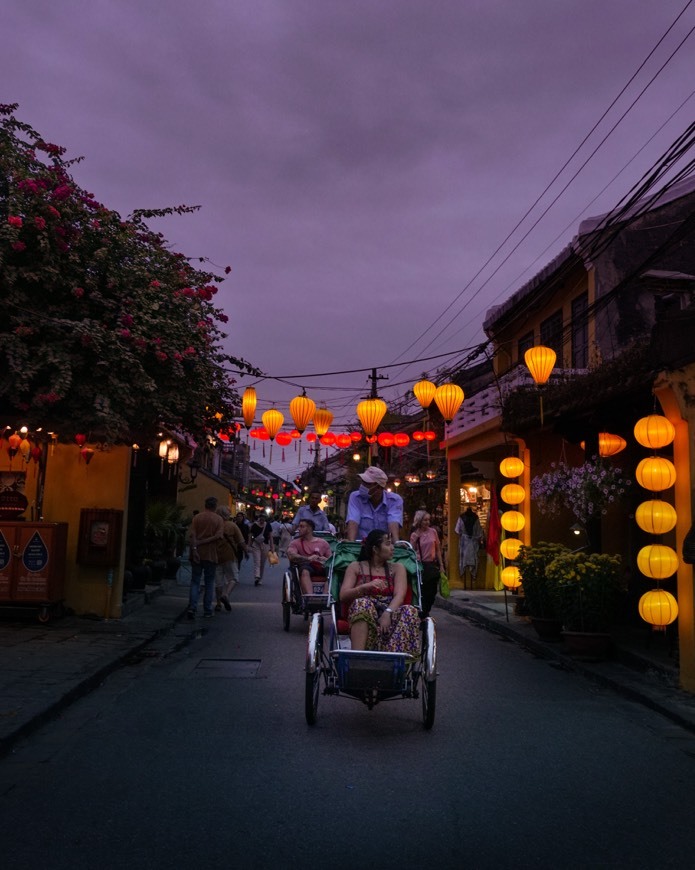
[3,581,695,759]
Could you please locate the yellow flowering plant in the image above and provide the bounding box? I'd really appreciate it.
[545,551,624,632]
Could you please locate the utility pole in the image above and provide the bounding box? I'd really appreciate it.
[369,367,388,398]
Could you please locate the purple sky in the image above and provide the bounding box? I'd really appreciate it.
[3,1,695,477]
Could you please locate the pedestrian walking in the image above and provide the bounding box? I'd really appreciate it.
[249,513,275,585]
[187,496,224,619]
[214,505,246,611]
[410,510,445,618]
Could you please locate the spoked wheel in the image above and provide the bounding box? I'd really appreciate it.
[282,601,291,631]
[305,613,323,725]
[282,571,292,631]
[421,616,437,729]
[422,676,436,729]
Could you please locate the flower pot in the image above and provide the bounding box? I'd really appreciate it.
[561,631,613,661]
[530,616,563,641]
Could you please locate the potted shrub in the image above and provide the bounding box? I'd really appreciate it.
[144,500,186,582]
[546,551,624,659]
[518,542,569,640]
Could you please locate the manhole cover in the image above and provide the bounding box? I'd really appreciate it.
[193,658,261,678]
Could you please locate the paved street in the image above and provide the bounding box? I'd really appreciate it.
[2,557,695,870]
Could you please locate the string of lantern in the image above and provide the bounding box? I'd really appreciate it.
[498,455,526,589]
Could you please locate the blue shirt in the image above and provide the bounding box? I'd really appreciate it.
[292,504,330,532]
[346,486,403,540]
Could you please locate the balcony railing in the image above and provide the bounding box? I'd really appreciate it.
[444,366,588,441]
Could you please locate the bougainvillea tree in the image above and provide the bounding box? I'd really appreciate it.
[0,103,258,443]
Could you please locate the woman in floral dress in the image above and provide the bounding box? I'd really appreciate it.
[340,529,420,655]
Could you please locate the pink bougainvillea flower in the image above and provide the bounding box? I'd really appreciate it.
[11,241,26,252]
[72,287,85,298]
[173,352,183,362]
[150,280,160,288]
[119,329,131,340]
[46,205,61,219]
[121,314,134,327]
[34,216,46,230]
[182,287,195,297]
[134,338,147,351]
[218,313,229,323]
[155,351,168,362]
[8,215,22,227]
[183,346,196,356]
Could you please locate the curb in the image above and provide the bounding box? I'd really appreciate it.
[438,595,695,736]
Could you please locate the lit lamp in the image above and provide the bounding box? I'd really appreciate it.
[242,387,257,431]
[524,345,556,425]
[413,379,436,410]
[634,414,675,449]
[289,391,315,462]
[500,510,525,533]
[159,437,169,471]
[499,456,524,478]
[434,383,464,423]
[500,483,525,505]
[312,406,333,437]
[636,544,679,580]
[635,500,677,535]
[501,566,521,589]
[638,589,678,629]
[500,538,522,560]
[598,433,627,457]
[635,456,677,492]
[356,397,387,443]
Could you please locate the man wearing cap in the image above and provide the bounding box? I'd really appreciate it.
[346,466,403,542]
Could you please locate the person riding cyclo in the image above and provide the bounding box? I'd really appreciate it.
[286,518,332,595]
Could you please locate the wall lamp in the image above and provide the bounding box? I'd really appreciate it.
[178,458,200,485]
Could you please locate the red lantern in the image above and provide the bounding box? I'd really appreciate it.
[217,431,230,442]
[412,431,425,442]
[290,429,301,439]
[424,431,437,441]
[394,433,410,448]
[366,435,378,444]
[336,434,352,448]
[75,434,87,447]
[321,433,336,446]
[249,428,259,438]
[350,431,362,442]
[306,432,317,443]
[378,432,394,447]
[276,432,292,447]
[257,428,269,441]
[30,446,42,463]
[81,447,95,465]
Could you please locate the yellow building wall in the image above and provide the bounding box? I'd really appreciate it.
[41,443,130,618]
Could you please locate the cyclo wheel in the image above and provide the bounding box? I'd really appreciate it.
[421,617,437,730]
[305,613,323,725]
[283,601,291,631]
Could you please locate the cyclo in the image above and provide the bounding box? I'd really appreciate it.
[304,539,437,728]
[282,531,338,631]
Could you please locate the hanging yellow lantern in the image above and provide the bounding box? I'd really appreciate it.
[499,456,524,478]
[501,566,522,588]
[634,414,675,449]
[635,456,676,492]
[500,510,525,533]
[500,483,525,506]
[500,538,522,560]
[434,383,464,422]
[413,379,436,410]
[356,398,387,437]
[635,500,677,535]
[262,408,284,441]
[638,588,679,627]
[637,544,679,580]
[598,433,627,457]
[289,393,316,434]
[242,387,257,430]
[313,406,334,437]
[524,345,556,385]
[159,438,169,459]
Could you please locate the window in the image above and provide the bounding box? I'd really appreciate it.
[571,293,588,369]
[517,331,534,363]
[540,309,563,364]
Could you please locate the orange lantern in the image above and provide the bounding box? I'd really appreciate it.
[336,434,352,448]
[412,431,425,442]
[524,345,556,385]
[394,433,410,448]
[313,406,334,437]
[356,397,387,437]
[377,432,394,448]
[242,387,257,429]
[262,408,284,441]
[637,544,679,580]
[289,392,316,434]
[501,566,522,588]
[290,429,301,439]
[634,415,675,450]
[413,379,436,409]
[638,589,679,627]
[499,456,524,478]
[635,456,676,492]
[434,383,464,422]
[500,510,525,533]
[500,483,525,505]
[598,433,627,457]
[19,438,31,459]
[500,538,522,560]
[635,500,677,535]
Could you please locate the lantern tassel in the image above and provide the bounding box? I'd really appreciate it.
[282,448,285,462]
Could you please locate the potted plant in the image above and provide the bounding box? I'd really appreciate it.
[144,500,186,582]
[517,542,570,640]
[545,551,624,658]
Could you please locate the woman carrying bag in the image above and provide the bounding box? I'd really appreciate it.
[249,514,276,586]
[410,510,445,619]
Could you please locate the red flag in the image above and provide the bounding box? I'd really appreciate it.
[486,485,502,566]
